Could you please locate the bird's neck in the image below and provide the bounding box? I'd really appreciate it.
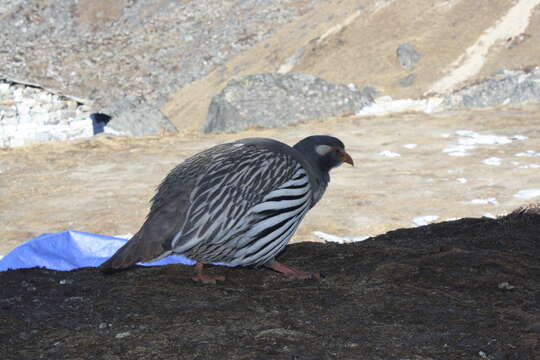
[311,171,329,207]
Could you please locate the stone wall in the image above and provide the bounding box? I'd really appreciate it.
[0,80,93,147]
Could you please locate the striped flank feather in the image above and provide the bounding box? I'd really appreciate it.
[170,148,312,267]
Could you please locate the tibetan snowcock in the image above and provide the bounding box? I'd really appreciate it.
[100,136,353,283]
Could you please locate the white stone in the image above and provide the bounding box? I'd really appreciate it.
[36,92,53,103]
[0,82,10,93]
[12,86,24,99]
[313,231,369,244]
[16,102,32,116]
[0,84,92,147]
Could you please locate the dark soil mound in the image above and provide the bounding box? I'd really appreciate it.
[1,209,539,359]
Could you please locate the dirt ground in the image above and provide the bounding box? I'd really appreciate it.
[0,105,539,360]
[1,105,539,255]
[1,207,538,359]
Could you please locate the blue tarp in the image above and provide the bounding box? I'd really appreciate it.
[0,230,196,272]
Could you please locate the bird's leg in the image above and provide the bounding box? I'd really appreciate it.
[192,262,225,284]
[266,261,320,280]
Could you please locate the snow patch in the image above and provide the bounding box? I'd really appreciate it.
[515,150,540,157]
[378,150,401,158]
[313,231,369,244]
[403,143,417,149]
[513,189,540,199]
[443,144,474,156]
[356,96,443,116]
[518,163,540,169]
[482,157,502,166]
[457,178,468,184]
[455,130,512,145]
[483,213,497,219]
[411,215,439,226]
[468,198,498,205]
[443,130,513,156]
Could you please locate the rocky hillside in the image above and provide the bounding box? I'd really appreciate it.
[0,0,326,107]
[1,0,539,133]
[163,0,540,130]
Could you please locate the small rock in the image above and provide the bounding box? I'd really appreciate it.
[396,43,421,70]
[498,282,515,290]
[115,331,131,339]
[399,73,416,87]
[101,96,178,137]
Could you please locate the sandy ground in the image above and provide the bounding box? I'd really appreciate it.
[1,104,538,256]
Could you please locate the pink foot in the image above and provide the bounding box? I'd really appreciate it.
[266,261,320,280]
[192,262,225,284]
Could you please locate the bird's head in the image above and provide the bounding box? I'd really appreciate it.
[293,135,353,174]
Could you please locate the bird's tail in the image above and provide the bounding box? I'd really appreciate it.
[99,231,159,273]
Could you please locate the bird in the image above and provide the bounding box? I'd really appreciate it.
[99,135,353,283]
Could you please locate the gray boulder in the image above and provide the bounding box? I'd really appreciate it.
[399,73,416,87]
[204,73,372,133]
[101,96,178,137]
[396,43,421,70]
[443,67,540,109]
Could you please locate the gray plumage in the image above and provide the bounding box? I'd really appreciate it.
[99,136,352,273]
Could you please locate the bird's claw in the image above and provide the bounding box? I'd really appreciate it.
[192,274,225,285]
[267,262,321,280]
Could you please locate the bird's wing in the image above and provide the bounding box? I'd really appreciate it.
[99,143,235,270]
[168,142,314,266]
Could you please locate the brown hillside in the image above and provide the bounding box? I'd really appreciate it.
[163,0,540,131]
